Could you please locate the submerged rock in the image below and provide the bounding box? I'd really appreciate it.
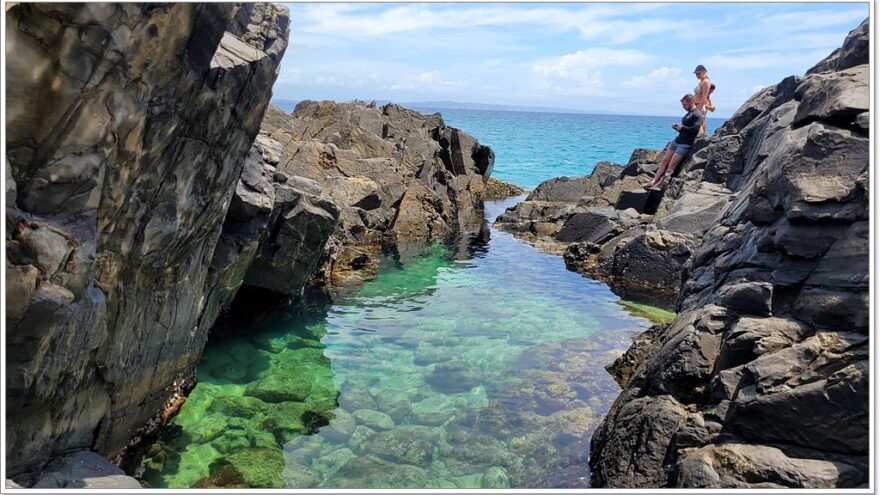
[426,360,486,393]
[322,455,430,488]
[352,409,395,431]
[218,447,285,488]
[481,466,511,488]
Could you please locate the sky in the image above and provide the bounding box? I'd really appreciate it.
[275,2,869,117]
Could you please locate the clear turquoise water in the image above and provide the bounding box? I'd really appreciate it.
[272,101,725,189]
[136,198,654,488]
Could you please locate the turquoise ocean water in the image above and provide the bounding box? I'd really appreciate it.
[134,105,718,488]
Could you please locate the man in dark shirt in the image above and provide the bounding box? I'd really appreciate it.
[643,94,705,189]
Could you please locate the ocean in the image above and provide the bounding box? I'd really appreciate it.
[272,101,726,189]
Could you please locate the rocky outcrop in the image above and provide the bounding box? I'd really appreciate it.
[480,177,526,200]
[255,101,494,286]
[588,18,869,488]
[5,3,289,478]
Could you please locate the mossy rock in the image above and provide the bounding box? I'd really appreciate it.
[244,372,313,403]
[218,447,285,488]
[249,429,279,450]
[183,413,228,444]
[304,376,341,411]
[192,466,249,488]
[261,402,309,443]
[208,395,269,418]
[201,342,268,383]
[212,430,251,454]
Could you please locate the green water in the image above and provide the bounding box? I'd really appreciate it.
[136,198,654,488]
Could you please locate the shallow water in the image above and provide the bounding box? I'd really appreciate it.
[136,198,653,489]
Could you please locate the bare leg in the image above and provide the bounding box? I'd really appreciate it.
[650,152,686,189]
[646,146,675,188]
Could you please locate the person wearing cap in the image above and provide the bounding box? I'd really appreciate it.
[693,64,712,134]
[642,94,705,190]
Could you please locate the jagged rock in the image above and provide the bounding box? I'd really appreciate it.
[554,209,620,243]
[525,164,621,203]
[260,101,493,285]
[5,2,289,476]
[793,65,869,126]
[480,177,526,200]
[243,186,339,295]
[589,392,688,488]
[590,18,869,489]
[590,227,698,309]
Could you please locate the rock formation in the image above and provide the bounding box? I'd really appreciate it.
[250,101,494,287]
[5,4,495,483]
[497,17,868,488]
[5,3,290,479]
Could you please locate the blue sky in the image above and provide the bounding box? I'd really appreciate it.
[275,2,868,117]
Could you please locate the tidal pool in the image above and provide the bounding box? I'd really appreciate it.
[136,198,654,488]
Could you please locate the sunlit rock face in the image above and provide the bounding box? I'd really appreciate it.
[589,18,868,488]
[5,3,288,476]
[251,101,495,288]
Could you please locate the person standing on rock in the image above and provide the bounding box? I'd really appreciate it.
[642,94,705,190]
[692,64,712,134]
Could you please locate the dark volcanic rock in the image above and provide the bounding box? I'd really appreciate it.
[589,18,869,488]
[5,3,289,476]
[258,101,493,286]
[29,451,142,489]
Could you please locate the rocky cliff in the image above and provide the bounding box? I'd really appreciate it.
[496,18,869,488]
[5,3,289,477]
[5,5,496,481]
[240,101,494,289]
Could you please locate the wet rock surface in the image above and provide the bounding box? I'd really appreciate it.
[587,18,869,488]
[5,2,289,478]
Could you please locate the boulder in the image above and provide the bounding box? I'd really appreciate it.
[31,451,141,489]
[673,443,866,488]
[426,360,486,393]
[554,209,619,243]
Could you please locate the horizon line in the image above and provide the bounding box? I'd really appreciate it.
[271,98,732,120]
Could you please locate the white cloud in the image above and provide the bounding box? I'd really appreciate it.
[387,71,465,92]
[531,48,650,96]
[290,3,677,45]
[277,67,301,83]
[621,66,685,88]
[756,9,867,32]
